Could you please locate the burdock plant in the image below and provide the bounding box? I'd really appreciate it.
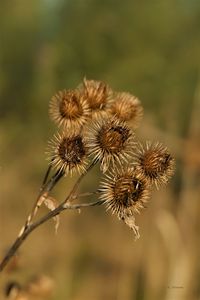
[0,78,175,272]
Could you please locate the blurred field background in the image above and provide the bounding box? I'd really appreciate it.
[0,0,200,299]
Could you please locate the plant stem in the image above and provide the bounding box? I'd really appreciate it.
[41,164,52,187]
[0,160,98,272]
[0,199,104,272]
[63,158,98,206]
[77,190,100,198]
[25,169,64,228]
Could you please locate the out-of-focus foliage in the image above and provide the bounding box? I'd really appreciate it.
[1,0,200,134]
[0,1,200,300]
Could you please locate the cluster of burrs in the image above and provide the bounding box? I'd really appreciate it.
[48,78,175,239]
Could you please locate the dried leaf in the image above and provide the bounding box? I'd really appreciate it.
[30,192,49,222]
[122,213,140,240]
[37,192,48,207]
[43,196,60,234]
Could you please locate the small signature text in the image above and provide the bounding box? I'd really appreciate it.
[167,286,184,289]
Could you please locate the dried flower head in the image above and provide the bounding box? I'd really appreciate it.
[82,78,112,117]
[99,167,150,239]
[135,142,175,188]
[100,167,149,215]
[49,89,90,132]
[48,132,88,175]
[86,117,135,172]
[108,92,143,127]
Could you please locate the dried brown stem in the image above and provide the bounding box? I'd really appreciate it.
[24,169,64,229]
[63,158,98,204]
[77,190,100,198]
[0,199,104,272]
[0,160,98,273]
[41,163,52,187]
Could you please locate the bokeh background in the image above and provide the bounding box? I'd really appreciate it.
[0,0,200,299]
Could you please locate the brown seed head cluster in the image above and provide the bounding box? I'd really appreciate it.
[135,142,175,188]
[108,92,143,127]
[47,78,175,238]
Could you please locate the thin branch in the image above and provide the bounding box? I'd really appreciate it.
[41,164,52,188]
[76,190,100,199]
[62,199,105,209]
[0,160,98,272]
[64,158,98,204]
[0,199,104,272]
[25,169,64,228]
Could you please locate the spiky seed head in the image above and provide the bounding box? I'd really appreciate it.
[85,117,135,173]
[49,89,90,132]
[108,92,143,127]
[99,167,150,217]
[135,142,175,188]
[82,78,112,117]
[48,132,88,175]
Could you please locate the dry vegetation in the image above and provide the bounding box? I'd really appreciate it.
[0,89,199,299]
[0,1,200,299]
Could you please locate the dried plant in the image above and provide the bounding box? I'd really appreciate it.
[135,142,175,188]
[81,78,112,118]
[49,89,90,131]
[0,78,175,273]
[107,92,143,127]
[5,275,54,299]
[47,131,88,175]
[85,116,135,172]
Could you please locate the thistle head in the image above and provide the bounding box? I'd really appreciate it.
[108,92,143,128]
[99,166,150,239]
[135,142,175,188]
[86,117,135,172]
[47,131,88,175]
[49,89,90,132]
[82,78,112,117]
[100,166,149,216]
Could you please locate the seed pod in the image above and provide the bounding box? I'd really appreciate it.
[135,142,175,188]
[108,92,143,128]
[49,89,90,132]
[47,131,88,175]
[99,166,149,216]
[82,78,112,118]
[86,117,135,172]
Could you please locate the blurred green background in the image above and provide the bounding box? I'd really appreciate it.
[0,0,200,299]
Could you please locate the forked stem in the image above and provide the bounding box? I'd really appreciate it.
[0,160,98,273]
[0,199,104,272]
[24,169,64,229]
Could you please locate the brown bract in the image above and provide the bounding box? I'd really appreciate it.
[49,89,90,132]
[47,132,88,175]
[108,92,143,128]
[135,142,175,188]
[82,78,112,117]
[85,117,135,173]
